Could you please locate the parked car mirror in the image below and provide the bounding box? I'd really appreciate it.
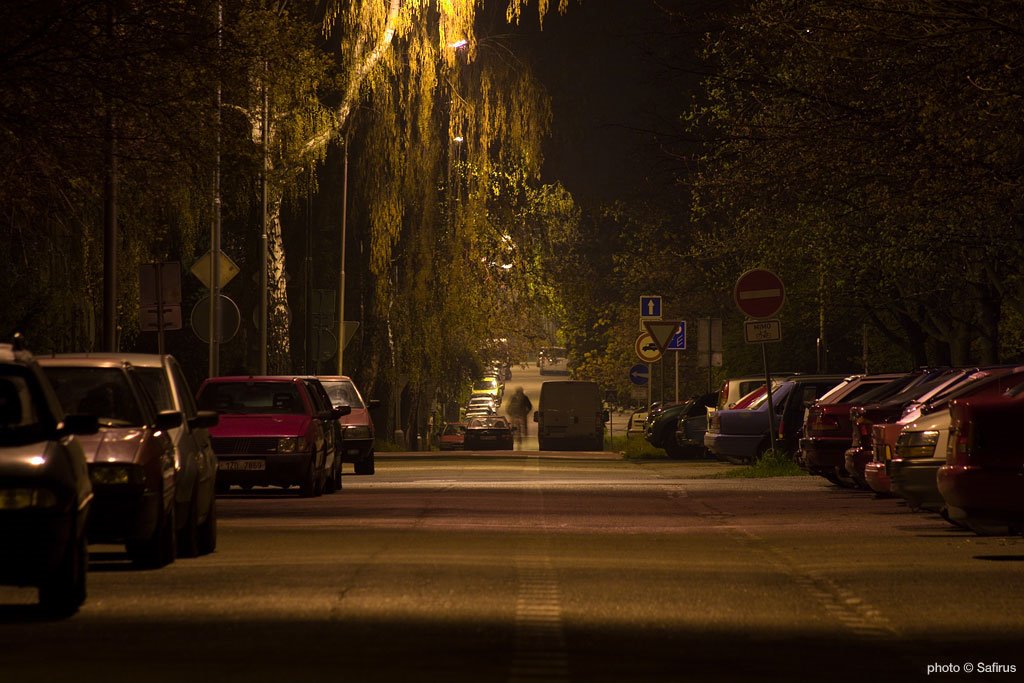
[155,410,183,431]
[367,399,381,410]
[333,405,352,419]
[63,413,99,436]
[189,410,219,430]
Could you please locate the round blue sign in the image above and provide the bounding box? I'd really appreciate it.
[628,363,650,386]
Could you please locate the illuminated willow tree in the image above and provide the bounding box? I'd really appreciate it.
[235,0,574,436]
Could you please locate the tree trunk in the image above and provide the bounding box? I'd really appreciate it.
[266,193,292,373]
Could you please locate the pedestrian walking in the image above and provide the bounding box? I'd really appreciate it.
[506,386,533,442]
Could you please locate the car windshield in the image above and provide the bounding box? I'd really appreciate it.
[135,366,174,412]
[468,416,509,429]
[442,424,466,436]
[198,382,305,415]
[44,366,145,427]
[319,379,365,409]
[0,366,53,445]
[473,379,497,391]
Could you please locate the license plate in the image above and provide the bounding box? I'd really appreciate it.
[219,460,265,471]
[481,435,496,441]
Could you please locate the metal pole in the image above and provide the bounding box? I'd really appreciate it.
[209,0,222,378]
[646,363,652,408]
[303,167,312,374]
[761,342,777,455]
[674,351,679,403]
[103,109,118,352]
[258,78,269,375]
[156,267,165,357]
[707,317,712,394]
[337,140,348,375]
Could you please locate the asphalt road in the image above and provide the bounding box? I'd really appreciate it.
[2,449,1023,683]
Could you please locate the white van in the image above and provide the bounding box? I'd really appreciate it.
[534,380,608,450]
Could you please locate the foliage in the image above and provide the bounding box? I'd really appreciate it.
[706,449,807,479]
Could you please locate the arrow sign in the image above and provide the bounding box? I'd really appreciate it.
[628,363,649,386]
[644,320,684,352]
[639,295,662,319]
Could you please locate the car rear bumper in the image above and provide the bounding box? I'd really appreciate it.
[339,437,373,463]
[704,432,761,460]
[843,447,871,482]
[889,459,944,511]
[0,510,75,585]
[938,465,1024,530]
[799,437,850,470]
[216,453,315,488]
[864,461,892,494]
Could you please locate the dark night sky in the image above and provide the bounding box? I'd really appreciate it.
[510,1,717,206]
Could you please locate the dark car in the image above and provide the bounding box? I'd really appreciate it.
[316,375,378,475]
[645,394,716,458]
[0,341,97,614]
[197,376,348,496]
[300,378,344,493]
[705,375,846,464]
[797,373,911,486]
[939,384,1024,535]
[464,416,515,450]
[74,353,220,557]
[40,357,182,569]
[672,393,719,458]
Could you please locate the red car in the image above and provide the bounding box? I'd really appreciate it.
[938,386,1024,535]
[197,376,348,497]
[439,422,467,450]
[798,373,908,486]
[316,376,378,475]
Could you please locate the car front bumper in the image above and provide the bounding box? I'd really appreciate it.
[0,509,75,586]
[339,437,373,463]
[889,459,944,511]
[216,453,315,488]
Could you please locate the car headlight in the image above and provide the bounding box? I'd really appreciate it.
[343,425,372,440]
[0,488,59,510]
[896,430,940,459]
[277,437,308,454]
[90,464,144,486]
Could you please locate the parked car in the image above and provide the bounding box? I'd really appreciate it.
[843,368,961,487]
[675,393,740,458]
[798,373,910,486]
[938,384,1024,535]
[77,353,219,557]
[626,408,648,438]
[889,366,1024,512]
[471,376,503,405]
[196,376,349,497]
[463,416,515,450]
[646,394,716,458]
[705,375,845,463]
[316,376,378,475]
[299,377,343,492]
[711,373,793,414]
[40,356,181,569]
[439,422,467,450]
[0,340,97,614]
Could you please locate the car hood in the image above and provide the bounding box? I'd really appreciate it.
[76,428,146,464]
[210,413,311,438]
[0,439,62,476]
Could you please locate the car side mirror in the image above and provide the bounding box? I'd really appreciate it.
[368,399,381,410]
[63,413,99,436]
[188,410,219,430]
[333,405,352,419]
[155,410,184,432]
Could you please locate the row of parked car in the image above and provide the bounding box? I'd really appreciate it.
[0,339,377,615]
[638,366,1024,537]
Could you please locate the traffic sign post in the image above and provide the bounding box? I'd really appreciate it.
[734,269,785,455]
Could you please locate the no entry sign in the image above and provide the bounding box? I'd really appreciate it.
[734,269,785,319]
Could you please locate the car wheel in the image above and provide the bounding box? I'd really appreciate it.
[38,533,86,617]
[178,485,200,558]
[665,443,686,459]
[354,452,375,475]
[128,501,176,569]
[197,494,217,555]
[300,455,318,497]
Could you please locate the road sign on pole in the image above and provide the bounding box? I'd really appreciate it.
[628,364,649,386]
[734,269,785,319]
[744,319,782,344]
[639,295,662,319]
[644,320,685,352]
[635,332,663,363]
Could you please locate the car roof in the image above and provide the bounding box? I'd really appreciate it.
[38,356,128,369]
[50,352,168,368]
[203,375,305,383]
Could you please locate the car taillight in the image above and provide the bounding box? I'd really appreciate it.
[708,413,720,433]
[810,413,840,434]
[777,417,784,440]
[947,420,971,466]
